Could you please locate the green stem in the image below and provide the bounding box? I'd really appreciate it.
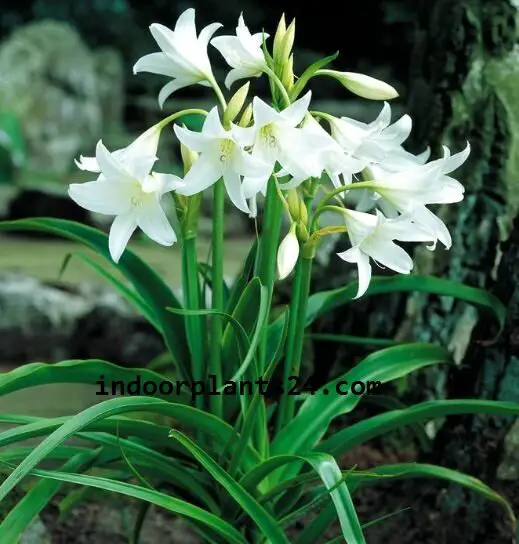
[181,233,205,413]
[265,68,291,108]
[275,254,314,433]
[256,178,284,373]
[209,180,225,418]
[254,178,283,457]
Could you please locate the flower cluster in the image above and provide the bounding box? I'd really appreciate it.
[69,8,469,297]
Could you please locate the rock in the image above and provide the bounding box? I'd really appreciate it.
[0,20,101,175]
[21,517,51,544]
[3,186,93,237]
[0,273,164,367]
[0,21,124,177]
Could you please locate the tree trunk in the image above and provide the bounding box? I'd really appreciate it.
[369,1,519,542]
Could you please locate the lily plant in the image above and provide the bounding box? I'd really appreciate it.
[0,9,516,544]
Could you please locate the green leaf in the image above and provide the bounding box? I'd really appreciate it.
[290,52,339,100]
[0,219,190,379]
[319,399,519,456]
[272,343,450,456]
[226,239,258,316]
[170,430,290,544]
[268,275,506,348]
[0,359,190,404]
[307,333,399,348]
[240,453,365,544]
[346,463,515,527]
[0,449,100,542]
[198,262,230,308]
[0,396,261,503]
[63,252,161,331]
[222,278,262,381]
[15,467,247,544]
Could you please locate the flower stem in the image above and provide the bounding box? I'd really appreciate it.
[256,178,283,373]
[209,180,225,418]
[254,177,283,457]
[180,232,205,414]
[275,252,314,434]
[265,68,291,108]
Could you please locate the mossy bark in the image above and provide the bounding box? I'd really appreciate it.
[369,1,519,542]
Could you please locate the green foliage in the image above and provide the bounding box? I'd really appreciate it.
[0,110,26,184]
[0,213,515,542]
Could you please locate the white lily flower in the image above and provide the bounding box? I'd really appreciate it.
[329,102,412,164]
[301,115,364,189]
[233,92,330,210]
[133,8,222,107]
[277,224,299,280]
[74,122,162,174]
[211,14,268,89]
[173,107,268,214]
[337,209,435,298]
[362,143,470,248]
[69,136,182,263]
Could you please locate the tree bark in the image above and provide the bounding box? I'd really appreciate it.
[368,1,519,542]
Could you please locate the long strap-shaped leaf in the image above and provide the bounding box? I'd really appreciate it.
[0,359,189,404]
[13,467,246,544]
[0,448,101,543]
[240,453,365,544]
[268,275,506,347]
[0,218,190,379]
[346,462,515,528]
[0,396,261,503]
[318,399,519,456]
[272,343,450,456]
[170,430,290,544]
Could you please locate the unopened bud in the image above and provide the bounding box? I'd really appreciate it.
[317,70,398,100]
[277,223,299,280]
[281,54,294,91]
[238,103,253,128]
[223,81,250,126]
[273,14,287,66]
[281,19,296,66]
[180,139,198,175]
[286,189,300,219]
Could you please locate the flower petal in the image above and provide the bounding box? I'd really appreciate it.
[177,154,221,196]
[133,52,176,76]
[199,22,224,47]
[136,199,177,246]
[174,124,212,153]
[223,169,249,214]
[337,246,372,298]
[281,92,311,126]
[68,180,134,215]
[109,212,137,263]
[225,67,258,89]
[96,141,133,182]
[158,77,199,108]
[75,155,100,173]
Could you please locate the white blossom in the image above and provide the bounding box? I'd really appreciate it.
[133,8,222,107]
[337,209,435,298]
[174,107,267,214]
[69,131,182,263]
[211,14,268,89]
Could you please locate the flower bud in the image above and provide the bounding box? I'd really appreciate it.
[286,189,300,219]
[281,54,294,91]
[281,19,295,66]
[277,224,299,280]
[223,81,250,127]
[180,139,198,175]
[238,103,253,128]
[273,14,287,66]
[317,70,399,100]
